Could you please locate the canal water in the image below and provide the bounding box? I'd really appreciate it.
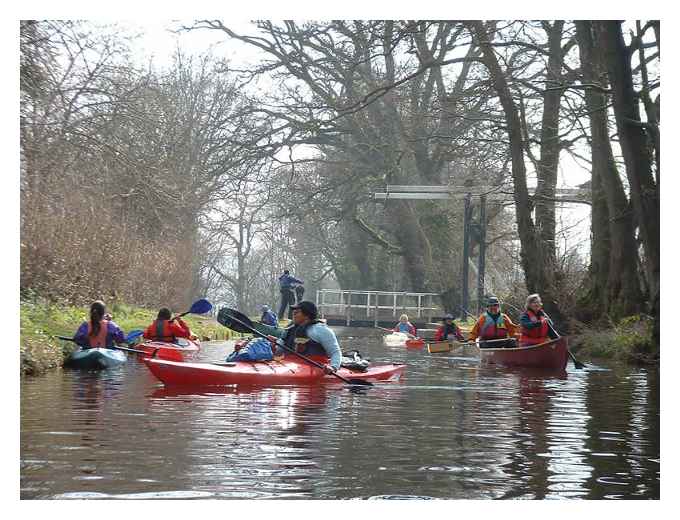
[20,328,659,499]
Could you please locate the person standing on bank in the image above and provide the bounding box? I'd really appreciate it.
[253,301,342,374]
[278,269,304,320]
[294,282,305,304]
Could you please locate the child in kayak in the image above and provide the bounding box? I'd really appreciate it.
[393,314,416,336]
[143,308,194,343]
[73,301,126,348]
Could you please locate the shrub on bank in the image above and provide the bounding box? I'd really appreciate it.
[572,314,657,364]
[20,299,238,376]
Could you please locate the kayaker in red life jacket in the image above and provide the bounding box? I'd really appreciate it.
[468,296,519,348]
[393,314,417,336]
[434,314,465,342]
[73,300,126,348]
[254,301,342,375]
[143,308,194,343]
[519,294,558,346]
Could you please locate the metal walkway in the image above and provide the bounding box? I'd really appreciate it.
[315,289,444,328]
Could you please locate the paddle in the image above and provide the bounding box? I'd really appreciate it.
[56,335,150,356]
[170,298,213,322]
[218,308,373,387]
[546,320,585,369]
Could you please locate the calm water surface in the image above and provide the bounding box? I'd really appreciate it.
[20,328,659,499]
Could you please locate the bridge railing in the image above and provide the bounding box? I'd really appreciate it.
[316,289,444,326]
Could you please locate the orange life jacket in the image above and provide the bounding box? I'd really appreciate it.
[479,312,510,340]
[86,319,110,348]
[148,320,177,343]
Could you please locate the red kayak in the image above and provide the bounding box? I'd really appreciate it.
[478,337,568,370]
[136,338,201,362]
[405,338,425,349]
[143,357,406,387]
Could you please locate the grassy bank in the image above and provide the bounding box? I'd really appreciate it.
[20,300,240,376]
[570,315,658,365]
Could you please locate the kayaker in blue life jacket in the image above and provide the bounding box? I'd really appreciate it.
[73,300,126,348]
[260,305,278,327]
[278,269,304,320]
[393,314,416,336]
[254,300,341,374]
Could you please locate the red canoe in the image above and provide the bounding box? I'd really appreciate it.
[143,357,406,387]
[478,337,568,371]
[136,338,201,362]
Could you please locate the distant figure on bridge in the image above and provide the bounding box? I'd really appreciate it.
[434,314,465,342]
[469,296,519,348]
[259,305,278,327]
[393,314,416,336]
[519,294,558,346]
[293,282,305,304]
[278,269,304,320]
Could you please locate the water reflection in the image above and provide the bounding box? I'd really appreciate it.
[20,336,660,499]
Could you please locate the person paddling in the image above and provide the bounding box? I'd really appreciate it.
[259,305,278,327]
[254,301,341,374]
[434,314,465,342]
[73,300,126,348]
[468,296,519,348]
[519,294,558,346]
[143,308,195,343]
[393,314,416,336]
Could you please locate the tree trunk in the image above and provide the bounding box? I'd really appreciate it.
[575,21,642,318]
[534,21,564,277]
[470,21,566,329]
[596,21,659,343]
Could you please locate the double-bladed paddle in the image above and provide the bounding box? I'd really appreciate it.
[218,307,373,387]
[170,299,213,322]
[56,334,149,356]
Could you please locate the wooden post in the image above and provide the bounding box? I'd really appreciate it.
[374,292,379,327]
[417,294,422,318]
[345,290,351,326]
[461,193,471,319]
[477,194,487,314]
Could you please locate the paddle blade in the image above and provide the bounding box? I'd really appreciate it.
[189,298,213,315]
[217,307,255,333]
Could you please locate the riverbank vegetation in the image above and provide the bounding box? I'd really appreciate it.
[20,299,236,376]
[20,20,659,369]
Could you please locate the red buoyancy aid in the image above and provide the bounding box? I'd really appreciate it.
[520,309,549,345]
[86,320,110,348]
[479,312,510,340]
[149,320,177,343]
